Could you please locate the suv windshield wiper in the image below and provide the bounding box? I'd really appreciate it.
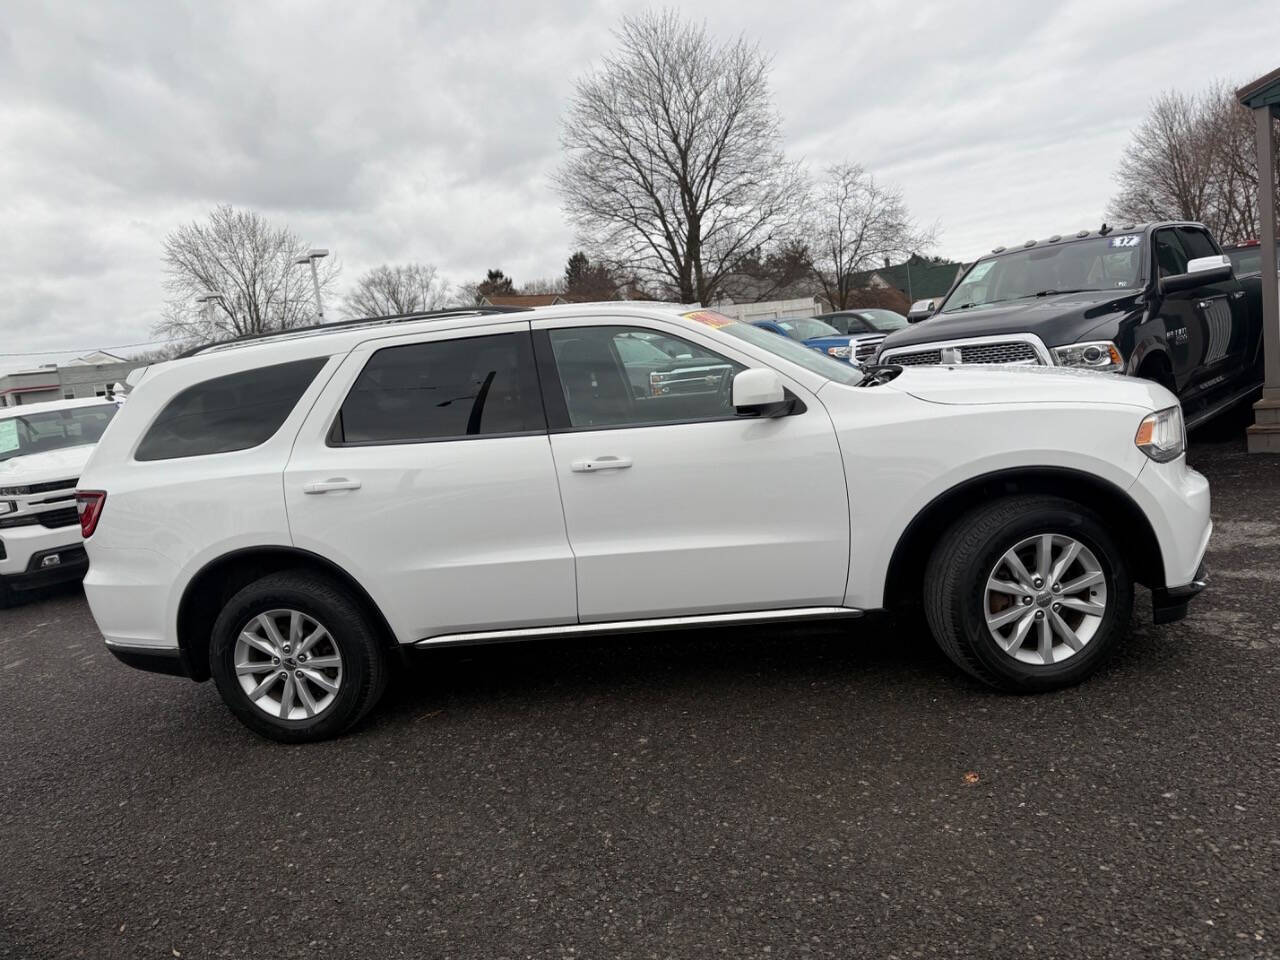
[1032,288,1094,297]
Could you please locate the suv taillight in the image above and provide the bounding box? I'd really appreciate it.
[75,491,106,538]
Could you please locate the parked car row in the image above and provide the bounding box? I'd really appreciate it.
[63,301,1210,742]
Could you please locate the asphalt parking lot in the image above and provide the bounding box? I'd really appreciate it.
[2,428,1279,960]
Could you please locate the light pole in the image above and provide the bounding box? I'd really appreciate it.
[294,248,329,323]
[195,292,226,330]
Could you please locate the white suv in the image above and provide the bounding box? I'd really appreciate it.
[78,304,1211,742]
[0,397,120,605]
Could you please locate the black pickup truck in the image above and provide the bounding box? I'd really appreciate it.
[874,222,1265,428]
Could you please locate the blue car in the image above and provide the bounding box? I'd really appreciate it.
[750,316,863,364]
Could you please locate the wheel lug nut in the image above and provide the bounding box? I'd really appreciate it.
[1052,583,1061,593]
[294,670,303,677]
[272,657,280,665]
[283,644,291,654]
[1022,596,1032,605]
[1052,602,1061,611]
[1035,610,1045,620]
[1033,577,1044,588]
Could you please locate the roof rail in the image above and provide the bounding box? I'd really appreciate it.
[178,306,533,358]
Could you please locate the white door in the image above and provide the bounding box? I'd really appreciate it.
[284,323,576,643]
[533,319,850,622]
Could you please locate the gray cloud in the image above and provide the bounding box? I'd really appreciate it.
[3,0,1278,372]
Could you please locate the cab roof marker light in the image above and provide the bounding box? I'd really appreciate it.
[1024,240,1036,247]
[991,246,1006,254]
[1048,235,1061,243]
[1076,230,1090,238]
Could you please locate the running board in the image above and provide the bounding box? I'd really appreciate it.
[1184,379,1263,431]
[412,606,864,649]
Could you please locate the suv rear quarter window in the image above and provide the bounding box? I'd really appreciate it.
[134,357,327,461]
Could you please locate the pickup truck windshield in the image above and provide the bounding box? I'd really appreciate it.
[942,235,1144,314]
[0,403,118,462]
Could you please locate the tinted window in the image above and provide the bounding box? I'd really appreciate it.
[1177,227,1218,262]
[333,332,542,444]
[1153,229,1188,278]
[135,358,326,461]
[774,317,841,340]
[549,326,742,429]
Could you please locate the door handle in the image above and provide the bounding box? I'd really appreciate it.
[571,456,633,473]
[303,478,362,494]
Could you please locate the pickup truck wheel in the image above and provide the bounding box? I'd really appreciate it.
[924,496,1133,692]
[209,571,388,743]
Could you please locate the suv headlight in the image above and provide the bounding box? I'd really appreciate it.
[826,345,852,359]
[1052,341,1124,372]
[1135,406,1185,462]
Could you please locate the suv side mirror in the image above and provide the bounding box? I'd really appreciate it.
[1158,255,1233,295]
[732,368,794,418]
[907,299,936,323]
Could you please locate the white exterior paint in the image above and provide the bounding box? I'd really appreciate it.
[0,398,118,583]
[79,303,1212,660]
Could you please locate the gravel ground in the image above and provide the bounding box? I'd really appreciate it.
[1,429,1278,959]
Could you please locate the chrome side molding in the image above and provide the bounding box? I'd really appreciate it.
[412,606,864,649]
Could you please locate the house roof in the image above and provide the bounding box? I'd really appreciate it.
[1238,66,1280,111]
[480,293,567,307]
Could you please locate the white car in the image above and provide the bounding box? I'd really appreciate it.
[78,304,1211,742]
[0,397,120,604]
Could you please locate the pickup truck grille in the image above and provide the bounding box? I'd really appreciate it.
[38,507,81,529]
[882,340,1045,367]
[854,338,884,362]
[28,478,78,495]
[887,348,943,366]
[956,342,1040,365]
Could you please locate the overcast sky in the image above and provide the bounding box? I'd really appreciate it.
[3,0,1278,374]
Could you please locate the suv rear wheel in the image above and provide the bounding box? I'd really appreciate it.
[209,571,388,742]
[924,495,1133,692]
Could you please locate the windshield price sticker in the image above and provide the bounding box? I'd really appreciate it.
[683,310,734,328]
[1109,235,1141,248]
[0,420,18,454]
[966,261,995,282]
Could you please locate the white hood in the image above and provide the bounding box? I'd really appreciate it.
[0,444,96,487]
[888,364,1170,410]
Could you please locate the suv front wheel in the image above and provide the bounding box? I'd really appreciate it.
[924,495,1133,692]
[209,571,389,742]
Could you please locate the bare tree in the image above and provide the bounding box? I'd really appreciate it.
[156,205,339,344]
[343,263,451,318]
[805,162,935,310]
[555,10,806,305]
[1109,83,1278,244]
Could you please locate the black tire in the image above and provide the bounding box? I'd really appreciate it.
[923,495,1133,692]
[0,579,12,609]
[209,570,389,743]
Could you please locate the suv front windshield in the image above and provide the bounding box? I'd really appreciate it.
[0,403,118,463]
[942,235,1144,314]
[717,321,863,385]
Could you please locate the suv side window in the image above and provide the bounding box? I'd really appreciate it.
[1177,226,1219,262]
[331,331,543,445]
[544,326,744,429]
[135,357,327,461]
[1153,229,1189,278]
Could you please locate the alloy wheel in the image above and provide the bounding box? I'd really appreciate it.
[983,534,1108,665]
[233,609,344,720]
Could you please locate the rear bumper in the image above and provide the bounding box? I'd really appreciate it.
[1151,562,1208,625]
[105,642,192,678]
